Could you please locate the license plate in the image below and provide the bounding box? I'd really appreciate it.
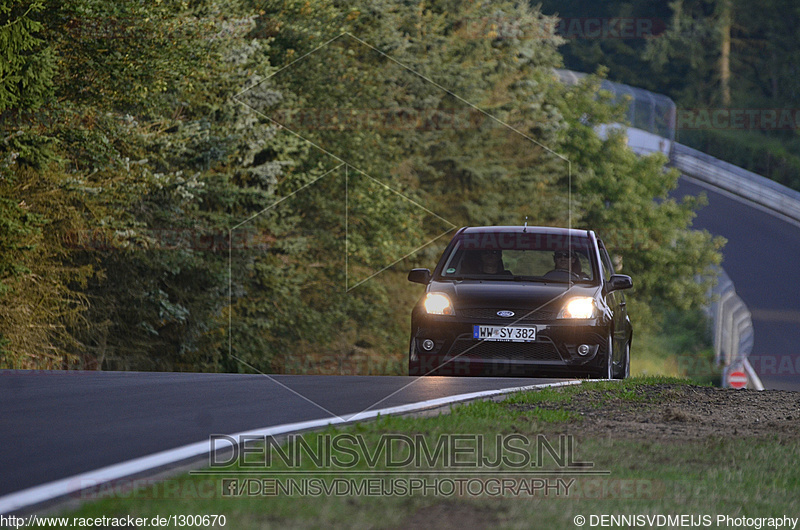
[473,325,536,342]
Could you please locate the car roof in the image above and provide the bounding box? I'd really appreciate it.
[458,226,592,238]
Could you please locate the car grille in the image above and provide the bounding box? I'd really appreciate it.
[447,338,562,361]
[458,308,557,321]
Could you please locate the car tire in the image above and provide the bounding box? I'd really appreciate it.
[591,335,613,379]
[408,337,420,376]
[613,341,630,380]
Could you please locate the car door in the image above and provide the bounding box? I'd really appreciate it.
[598,240,628,363]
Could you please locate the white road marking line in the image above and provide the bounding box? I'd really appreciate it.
[0,379,582,515]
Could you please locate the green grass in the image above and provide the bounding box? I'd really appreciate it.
[38,378,793,529]
[630,312,720,386]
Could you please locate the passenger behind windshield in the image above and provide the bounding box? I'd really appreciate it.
[459,250,512,275]
[479,249,510,275]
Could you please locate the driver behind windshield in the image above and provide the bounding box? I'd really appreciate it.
[552,250,588,279]
[553,250,572,271]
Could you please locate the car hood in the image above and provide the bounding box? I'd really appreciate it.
[429,280,600,310]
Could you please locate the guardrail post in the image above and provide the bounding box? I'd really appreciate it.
[715,290,735,364]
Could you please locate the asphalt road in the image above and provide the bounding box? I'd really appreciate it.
[674,177,800,390]
[0,370,566,499]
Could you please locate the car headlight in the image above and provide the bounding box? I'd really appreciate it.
[424,293,454,315]
[558,297,595,319]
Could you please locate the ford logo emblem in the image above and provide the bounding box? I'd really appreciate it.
[497,311,515,317]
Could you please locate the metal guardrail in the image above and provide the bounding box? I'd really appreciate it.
[555,69,676,142]
[707,268,762,389]
[671,143,800,224]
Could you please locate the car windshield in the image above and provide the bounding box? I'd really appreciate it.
[437,231,596,282]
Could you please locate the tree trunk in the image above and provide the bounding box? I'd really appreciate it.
[719,0,732,106]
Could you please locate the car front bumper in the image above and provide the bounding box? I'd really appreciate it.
[409,313,610,376]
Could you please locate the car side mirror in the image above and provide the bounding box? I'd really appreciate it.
[408,268,432,285]
[607,274,633,292]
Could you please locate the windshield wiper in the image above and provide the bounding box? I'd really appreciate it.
[541,277,574,285]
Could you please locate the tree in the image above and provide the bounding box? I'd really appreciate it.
[0,0,54,112]
[1,0,724,371]
[262,0,723,329]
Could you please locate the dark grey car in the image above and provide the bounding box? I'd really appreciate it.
[408,226,633,378]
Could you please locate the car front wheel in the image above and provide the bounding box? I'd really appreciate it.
[589,335,613,379]
[408,337,421,376]
[613,341,630,380]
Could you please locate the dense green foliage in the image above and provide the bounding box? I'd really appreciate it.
[0,0,722,372]
[0,0,54,112]
[541,0,800,189]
